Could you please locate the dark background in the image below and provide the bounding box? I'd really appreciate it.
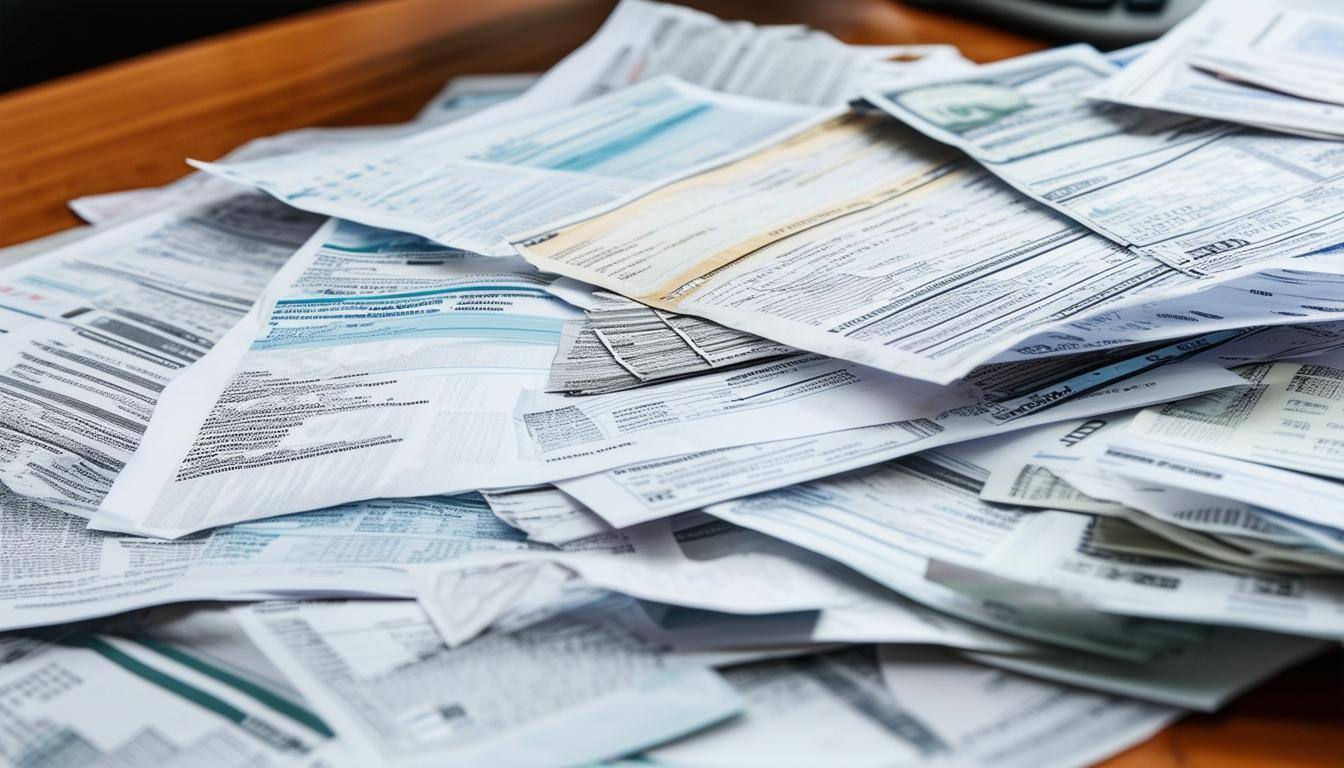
[1,1,1166,94]
[1,0,350,92]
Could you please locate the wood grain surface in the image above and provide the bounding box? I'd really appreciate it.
[0,0,1339,764]
[0,0,1044,246]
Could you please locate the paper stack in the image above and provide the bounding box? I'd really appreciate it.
[3,1,1343,766]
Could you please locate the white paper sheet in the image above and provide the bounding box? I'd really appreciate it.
[518,105,1344,384]
[1089,0,1344,136]
[95,218,993,538]
[877,648,1180,768]
[479,485,614,545]
[545,291,794,396]
[233,598,742,767]
[924,502,1344,638]
[70,74,541,227]
[1128,350,1344,481]
[965,626,1326,712]
[193,78,818,255]
[0,488,551,632]
[0,631,329,767]
[414,512,1033,654]
[866,45,1344,275]
[642,646,1178,768]
[558,361,1243,527]
[708,456,1210,660]
[0,194,322,515]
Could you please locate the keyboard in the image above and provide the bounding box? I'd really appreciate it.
[907,0,1208,47]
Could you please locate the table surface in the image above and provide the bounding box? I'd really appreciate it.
[0,0,1339,764]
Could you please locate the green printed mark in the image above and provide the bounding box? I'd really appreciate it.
[132,637,334,738]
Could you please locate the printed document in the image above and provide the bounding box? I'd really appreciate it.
[0,194,321,514]
[965,627,1326,712]
[644,646,1178,768]
[70,74,541,226]
[517,106,1344,383]
[546,291,793,395]
[557,360,1242,527]
[95,219,951,537]
[865,45,1344,274]
[234,598,741,767]
[193,78,817,255]
[715,452,1344,646]
[0,488,546,632]
[415,511,1031,653]
[560,0,968,108]
[1127,351,1344,481]
[480,485,614,545]
[1089,0,1344,137]
[1094,434,1344,537]
[0,631,329,767]
[709,456,1210,660]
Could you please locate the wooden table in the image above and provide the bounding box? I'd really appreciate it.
[0,1,1339,764]
[0,0,1047,247]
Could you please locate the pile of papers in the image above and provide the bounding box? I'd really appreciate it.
[4,1,1343,766]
